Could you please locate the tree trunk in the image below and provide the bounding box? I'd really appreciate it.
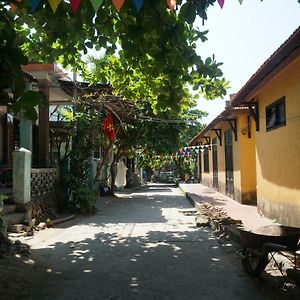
[110,162,116,195]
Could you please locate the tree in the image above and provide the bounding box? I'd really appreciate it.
[9,0,228,113]
[0,4,45,119]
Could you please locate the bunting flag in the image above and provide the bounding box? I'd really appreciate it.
[29,0,41,11]
[133,0,143,12]
[48,0,62,13]
[238,0,243,4]
[112,0,125,12]
[70,0,81,13]
[217,0,224,9]
[90,0,104,12]
[101,113,116,141]
[166,0,176,12]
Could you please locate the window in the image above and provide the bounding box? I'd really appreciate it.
[266,97,286,131]
[204,147,209,173]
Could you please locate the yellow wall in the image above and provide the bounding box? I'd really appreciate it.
[255,57,300,227]
[238,114,257,204]
[198,112,256,204]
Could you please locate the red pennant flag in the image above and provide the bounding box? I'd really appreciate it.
[70,0,81,13]
[217,0,224,9]
[166,0,176,12]
[112,0,125,12]
[101,113,116,141]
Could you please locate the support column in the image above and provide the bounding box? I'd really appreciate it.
[20,111,32,152]
[13,148,31,204]
[38,81,50,167]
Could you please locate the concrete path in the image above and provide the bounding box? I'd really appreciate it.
[180,183,274,231]
[17,184,298,299]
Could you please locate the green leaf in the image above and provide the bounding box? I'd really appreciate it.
[19,91,43,107]
[24,107,38,121]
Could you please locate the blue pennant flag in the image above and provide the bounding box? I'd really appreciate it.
[30,0,42,11]
[133,0,143,12]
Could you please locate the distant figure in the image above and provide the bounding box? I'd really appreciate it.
[142,170,147,182]
[115,161,128,188]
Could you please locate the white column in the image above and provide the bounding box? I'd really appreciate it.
[13,148,31,204]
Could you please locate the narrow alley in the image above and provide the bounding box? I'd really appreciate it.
[2,185,299,299]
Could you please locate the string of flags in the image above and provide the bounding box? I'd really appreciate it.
[12,0,244,14]
[137,145,211,163]
[12,0,177,13]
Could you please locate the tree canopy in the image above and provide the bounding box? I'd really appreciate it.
[3,0,230,113]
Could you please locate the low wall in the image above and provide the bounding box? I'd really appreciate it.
[31,168,58,202]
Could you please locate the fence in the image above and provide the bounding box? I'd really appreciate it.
[31,168,58,197]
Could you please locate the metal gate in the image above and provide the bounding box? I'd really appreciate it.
[224,129,234,196]
[212,137,218,190]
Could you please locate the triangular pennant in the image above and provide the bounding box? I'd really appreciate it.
[238,0,243,4]
[90,0,104,12]
[166,0,176,12]
[112,0,125,12]
[29,0,42,11]
[48,0,62,13]
[70,0,81,13]
[217,0,224,9]
[133,0,143,12]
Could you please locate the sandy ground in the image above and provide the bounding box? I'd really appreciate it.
[0,184,299,299]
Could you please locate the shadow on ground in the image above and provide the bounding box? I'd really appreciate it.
[1,185,299,300]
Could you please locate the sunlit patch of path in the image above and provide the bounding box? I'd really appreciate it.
[22,184,278,300]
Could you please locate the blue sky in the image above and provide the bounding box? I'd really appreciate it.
[196,0,300,123]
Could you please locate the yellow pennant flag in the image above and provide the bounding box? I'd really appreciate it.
[166,0,176,12]
[112,0,125,13]
[48,0,62,13]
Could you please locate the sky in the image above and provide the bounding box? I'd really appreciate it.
[195,0,300,124]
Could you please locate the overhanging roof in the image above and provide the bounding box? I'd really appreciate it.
[190,26,300,146]
[229,26,300,108]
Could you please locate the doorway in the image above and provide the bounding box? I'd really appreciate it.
[212,137,218,190]
[224,129,234,197]
[198,152,202,183]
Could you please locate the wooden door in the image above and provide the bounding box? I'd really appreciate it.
[198,152,202,183]
[224,129,234,196]
[212,137,218,190]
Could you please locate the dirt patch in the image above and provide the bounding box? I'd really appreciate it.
[197,202,242,225]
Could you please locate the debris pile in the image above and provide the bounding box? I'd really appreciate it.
[197,202,242,226]
[0,234,31,257]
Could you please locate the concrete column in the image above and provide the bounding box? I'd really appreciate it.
[38,81,50,167]
[20,111,32,152]
[13,148,31,204]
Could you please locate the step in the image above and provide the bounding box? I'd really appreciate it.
[2,204,16,215]
[3,212,26,226]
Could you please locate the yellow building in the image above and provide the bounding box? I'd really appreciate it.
[191,107,257,205]
[230,26,300,227]
[192,26,300,227]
